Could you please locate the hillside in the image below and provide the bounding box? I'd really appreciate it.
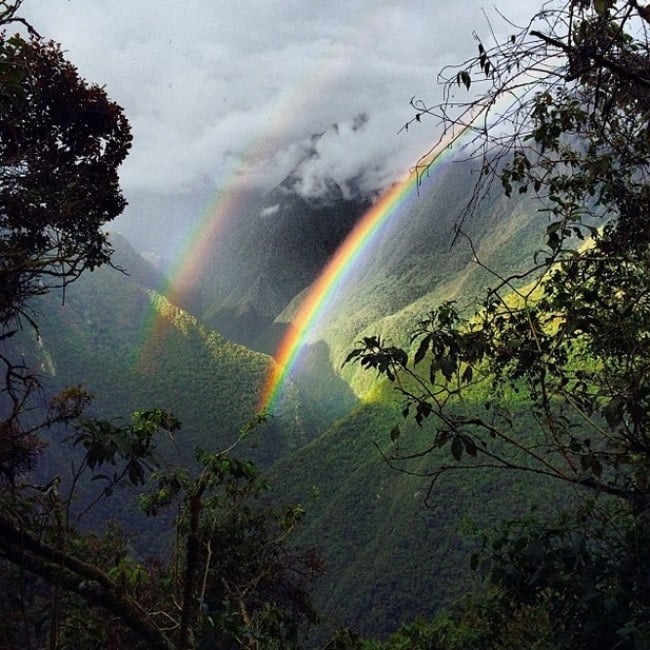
[182,139,371,355]
[258,157,563,636]
[27,235,315,468]
[270,396,567,637]
[277,157,548,403]
[14,157,557,639]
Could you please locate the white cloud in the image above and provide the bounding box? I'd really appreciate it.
[22,0,545,200]
[260,204,280,218]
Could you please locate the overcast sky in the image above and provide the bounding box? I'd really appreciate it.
[23,1,547,191]
[20,1,543,254]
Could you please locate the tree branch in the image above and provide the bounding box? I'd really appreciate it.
[530,29,650,89]
[0,515,173,650]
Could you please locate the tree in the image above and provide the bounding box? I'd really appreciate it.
[140,445,321,650]
[0,31,131,328]
[0,6,321,648]
[0,5,132,480]
[0,32,132,329]
[346,1,650,646]
[0,411,321,649]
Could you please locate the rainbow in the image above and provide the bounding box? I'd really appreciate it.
[135,44,354,366]
[134,7,393,365]
[135,185,247,372]
[258,118,480,413]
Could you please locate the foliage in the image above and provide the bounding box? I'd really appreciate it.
[1,407,321,649]
[346,0,650,646]
[0,5,321,648]
[473,501,650,648]
[0,11,132,481]
[143,446,321,649]
[0,409,180,649]
[0,31,131,328]
[345,501,650,649]
[349,0,650,513]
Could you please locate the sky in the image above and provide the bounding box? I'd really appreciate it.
[20,0,543,254]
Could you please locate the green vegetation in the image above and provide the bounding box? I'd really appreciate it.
[270,394,570,639]
[4,0,650,647]
[33,238,313,467]
[344,1,650,646]
[285,163,547,405]
[1,410,322,649]
[0,7,321,648]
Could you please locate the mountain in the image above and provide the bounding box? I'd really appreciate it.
[271,157,547,408]
[254,156,561,635]
[11,148,558,639]
[171,151,547,428]
[179,141,372,355]
[23,234,314,468]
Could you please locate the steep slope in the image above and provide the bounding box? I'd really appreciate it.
[270,396,567,638]
[0,235,323,558]
[28,235,313,467]
[183,145,371,354]
[278,157,547,403]
[264,160,562,636]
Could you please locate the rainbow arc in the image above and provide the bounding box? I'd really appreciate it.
[258,119,481,413]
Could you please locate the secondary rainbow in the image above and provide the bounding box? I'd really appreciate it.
[258,120,478,413]
[133,6,397,365]
[134,40,355,365]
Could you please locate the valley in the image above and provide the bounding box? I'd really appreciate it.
[20,148,558,639]
[4,3,648,645]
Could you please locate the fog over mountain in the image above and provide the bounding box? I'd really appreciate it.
[23,0,541,263]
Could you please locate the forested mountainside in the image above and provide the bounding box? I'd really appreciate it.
[271,157,546,407]
[180,139,371,355]
[11,139,563,643]
[270,398,567,637]
[24,235,316,468]
[15,157,557,638]
[166,149,548,424]
[6,2,650,647]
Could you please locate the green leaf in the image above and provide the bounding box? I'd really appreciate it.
[457,70,471,90]
[451,436,463,462]
[464,438,477,458]
[342,348,362,366]
[603,396,625,429]
[414,334,431,365]
[593,0,607,16]
[440,357,455,382]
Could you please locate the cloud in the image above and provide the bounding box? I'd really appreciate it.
[22,0,543,200]
[260,204,280,218]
